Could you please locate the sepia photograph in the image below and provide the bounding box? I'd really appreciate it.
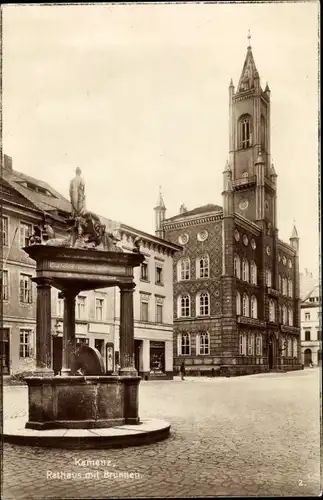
[1,1,321,499]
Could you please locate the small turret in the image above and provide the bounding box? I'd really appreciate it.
[255,148,265,166]
[179,203,188,215]
[290,220,299,254]
[154,187,166,239]
[222,159,233,216]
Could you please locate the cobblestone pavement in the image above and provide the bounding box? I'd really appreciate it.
[2,369,322,499]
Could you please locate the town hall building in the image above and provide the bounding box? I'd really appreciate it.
[154,39,302,376]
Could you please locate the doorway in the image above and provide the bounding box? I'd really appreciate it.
[52,336,63,375]
[0,328,10,375]
[304,348,312,367]
[94,339,104,357]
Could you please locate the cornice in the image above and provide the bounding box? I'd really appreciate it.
[163,213,223,230]
[277,239,296,255]
[234,213,261,236]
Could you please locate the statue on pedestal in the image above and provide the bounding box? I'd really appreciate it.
[69,167,86,218]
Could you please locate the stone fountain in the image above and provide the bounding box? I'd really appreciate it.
[4,168,170,448]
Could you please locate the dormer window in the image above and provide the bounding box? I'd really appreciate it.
[240,116,252,149]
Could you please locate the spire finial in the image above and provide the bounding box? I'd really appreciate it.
[247,29,251,48]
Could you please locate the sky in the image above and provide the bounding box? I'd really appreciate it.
[2,2,320,276]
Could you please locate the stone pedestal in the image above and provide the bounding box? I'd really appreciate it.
[25,376,141,430]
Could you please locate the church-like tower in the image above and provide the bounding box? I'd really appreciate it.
[154,188,166,239]
[228,35,276,234]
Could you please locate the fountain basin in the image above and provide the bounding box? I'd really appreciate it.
[25,375,140,430]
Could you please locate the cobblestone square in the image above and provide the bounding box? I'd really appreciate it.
[2,369,321,498]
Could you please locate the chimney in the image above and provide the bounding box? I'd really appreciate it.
[3,154,13,172]
[179,203,187,215]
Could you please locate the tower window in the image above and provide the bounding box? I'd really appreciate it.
[240,117,252,149]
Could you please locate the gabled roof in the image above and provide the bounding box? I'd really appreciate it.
[165,203,222,222]
[1,167,71,221]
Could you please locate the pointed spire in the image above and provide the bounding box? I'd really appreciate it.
[155,186,166,210]
[229,78,234,88]
[224,159,232,173]
[270,161,277,177]
[237,31,260,92]
[264,82,270,93]
[247,29,251,49]
[291,220,299,239]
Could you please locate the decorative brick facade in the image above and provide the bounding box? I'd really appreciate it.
[156,41,302,376]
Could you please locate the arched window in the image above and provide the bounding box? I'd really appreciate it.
[242,259,249,282]
[177,333,190,355]
[287,337,292,357]
[197,255,209,279]
[278,305,282,324]
[178,294,191,318]
[234,255,241,279]
[293,338,298,358]
[236,292,241,316]
[239,334,247,355]
[288,278,293,298]
[198,292,209,316]
[251,295,257,319]
[282,277,288,296]
[240,116,252,149]
[266,268,272,288]
[248,333,255,355]
[196,332,210,355]
[256,335,263,356]
[178,257,190,281]
[288,307,293,326]
[242,293,249,317]
[278,274,282,293]
[269,299,276,322]
[250,261,257,285]
[282,305,287,325]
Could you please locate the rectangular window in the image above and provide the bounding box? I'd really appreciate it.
[318,330,322,341]
[305,330,311,341]
[76,337,89,345]
[95,298,104,321]
[156,303,163,323]
[76,296,87,320]
[1,270,9,301]
[19,329,31,358]
[1,216,9,247]
[140,263,149,281]
[19,274,33,303]
[155,266,163,285]
[305,312,310,321]
[141,301,149,322]
[20,222,33,247]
